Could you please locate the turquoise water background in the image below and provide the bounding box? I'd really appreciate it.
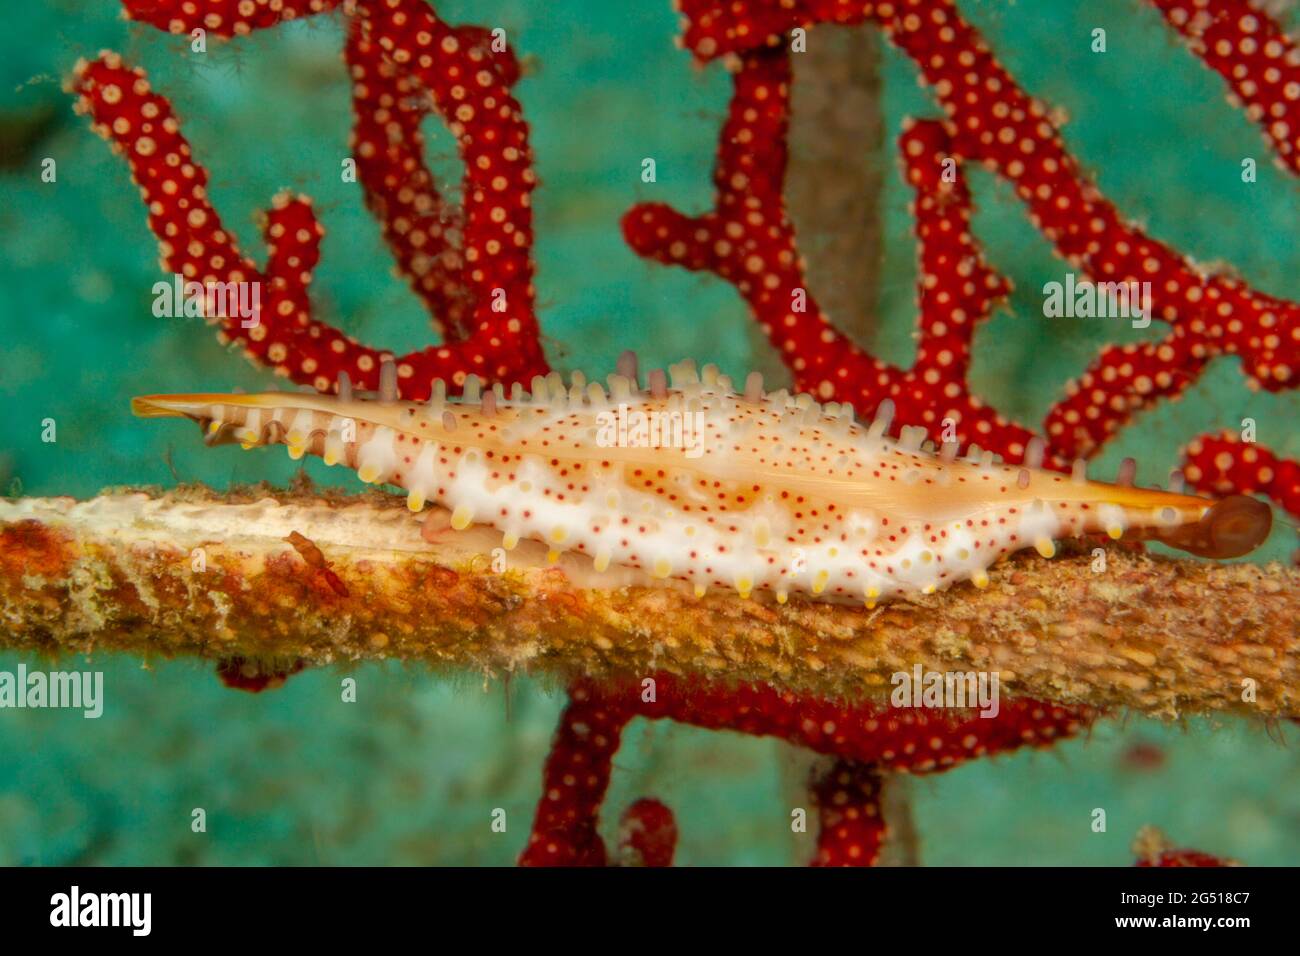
[1,0,1298,864]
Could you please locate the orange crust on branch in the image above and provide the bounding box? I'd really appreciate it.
[0,485,1296,719]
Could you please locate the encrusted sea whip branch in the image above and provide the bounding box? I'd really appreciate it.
[2,487,1296,718]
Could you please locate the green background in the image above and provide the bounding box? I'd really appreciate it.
[1,0,1297,865]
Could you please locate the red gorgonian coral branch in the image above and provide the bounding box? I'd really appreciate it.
[347,15,527,343]
[1183,433,1300,522]
[636,0,1300,470]
[616,798,679,867]
[519,675,1093,866]
[810,759,889,867]
[120,0,344,37]
[623,51,1040,462]
[1133,825,1237,867]
[71,0,548,397]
